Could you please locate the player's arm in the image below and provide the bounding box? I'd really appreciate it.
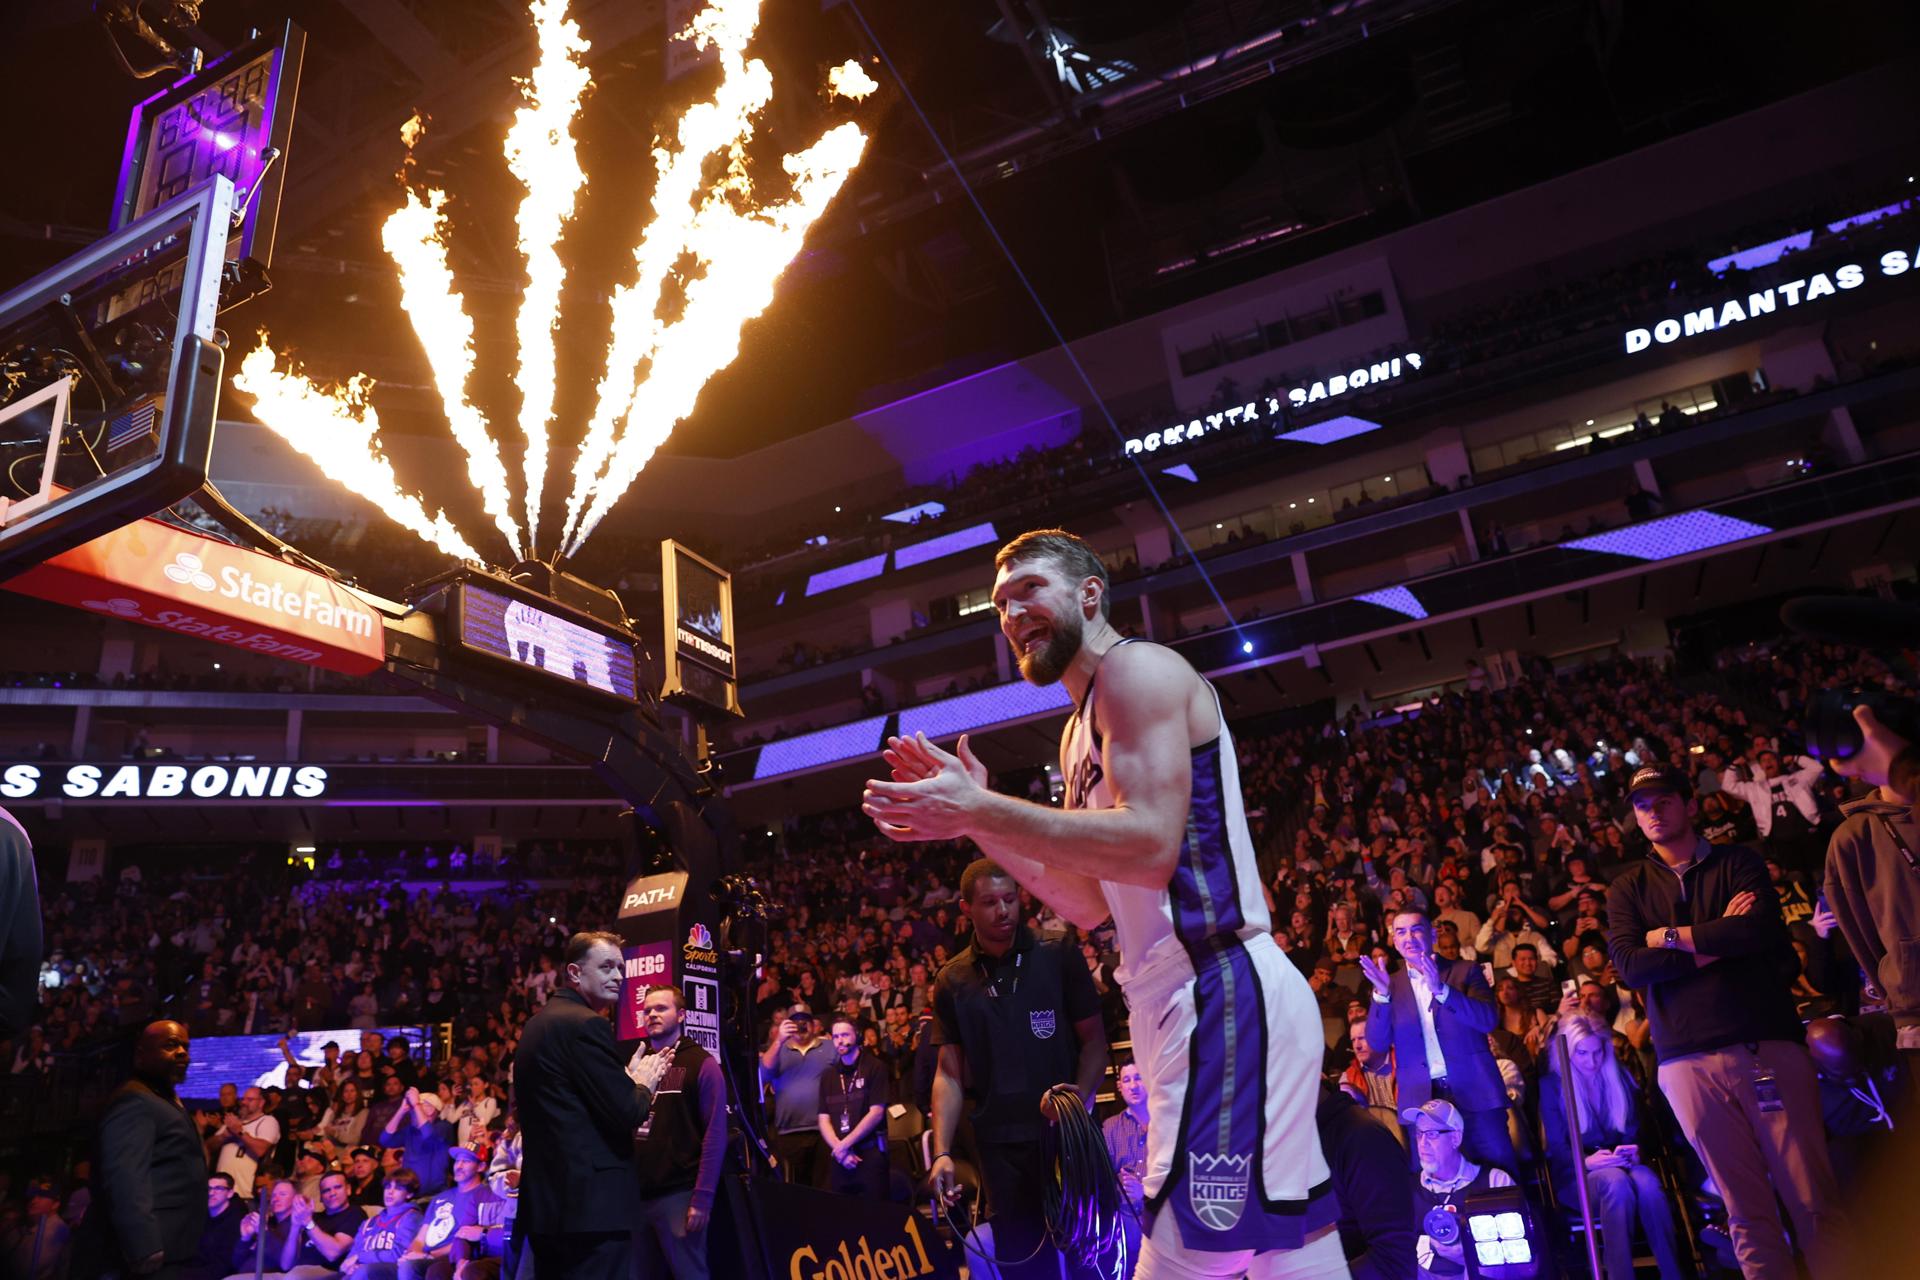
[865,645,1192,892]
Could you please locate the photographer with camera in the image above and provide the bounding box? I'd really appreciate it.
[1405,1100,1514,1280]
[1823,702,1920,1058]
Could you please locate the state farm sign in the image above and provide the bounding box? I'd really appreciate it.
[4,516,386,675]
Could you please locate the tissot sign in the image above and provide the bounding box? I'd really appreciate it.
[1623,247,1920,353]
[4,515,386,675]
[0,762,329,801]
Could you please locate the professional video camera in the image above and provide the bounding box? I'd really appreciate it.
[1781,595,1920,765]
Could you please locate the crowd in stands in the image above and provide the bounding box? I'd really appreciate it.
[1,615,1912,1275]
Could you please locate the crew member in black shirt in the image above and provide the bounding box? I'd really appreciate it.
[818,1017,890,1200]
[929,859,1108,1280]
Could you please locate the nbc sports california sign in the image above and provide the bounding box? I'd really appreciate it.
[3,513,385,674]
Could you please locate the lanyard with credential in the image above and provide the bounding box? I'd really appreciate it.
[980,950,1023,999]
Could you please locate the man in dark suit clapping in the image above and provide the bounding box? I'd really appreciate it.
[76,1019,208,1278]
[515,931,668,1280]
[1361,908,1518,1174]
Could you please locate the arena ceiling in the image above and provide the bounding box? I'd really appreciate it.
[2,0,1915,478]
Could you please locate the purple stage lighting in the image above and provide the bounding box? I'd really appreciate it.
[897,680,1073,742]
[1565,511,1771,560]
[1164,464,1199,483]
[893,521,998,571]
[1277,415,1382,446]
[753,715,890,779]
[804,552,887,596]
[1356,586,1428,620]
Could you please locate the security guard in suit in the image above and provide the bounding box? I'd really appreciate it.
[515,931,668,1280]
[75,1020,208,1279]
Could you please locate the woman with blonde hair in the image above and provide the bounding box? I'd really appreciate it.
[1540,1014,1685,1279]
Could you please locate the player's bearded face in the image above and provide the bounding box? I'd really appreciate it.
[1015,598,1083,685]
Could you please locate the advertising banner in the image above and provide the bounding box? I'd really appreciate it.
[4,513,386,674]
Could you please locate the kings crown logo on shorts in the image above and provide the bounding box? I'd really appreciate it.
[1029,1009,1056,1039]
[1189,1152,1251,1230]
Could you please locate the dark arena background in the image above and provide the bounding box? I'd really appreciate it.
[3,1,1919,1278]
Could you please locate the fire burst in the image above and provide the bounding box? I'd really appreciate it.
[233,0,869,565]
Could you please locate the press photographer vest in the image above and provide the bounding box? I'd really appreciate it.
[631,1036,713,1197]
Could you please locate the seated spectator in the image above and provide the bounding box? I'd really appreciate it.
[2,1179,70,1280]
[341,1167,424,1278]
[344,1145,385,1208]
[320,1080,370,1152]
[1339,1016,1400,1138]
[397,1148,502,1280]
[289,1171,365,1274]
[1539,1016,1684,1279]
[1490,977,1553,1076]
[224,1178,307,1279]
[201,1172,247,1276]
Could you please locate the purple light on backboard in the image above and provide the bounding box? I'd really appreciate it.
[883,501,946,523]
[1565,512,1771,560]
[774,590,786,606]
[898,680,1074,741]
[753,715,889,780]
[804,552,886,596]
[893,521,997,571]
[1277,415,1381,446]
[1356,586,1428,620]
[1164,464,1199,483]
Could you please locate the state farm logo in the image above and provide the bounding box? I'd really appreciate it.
[163,552,216,591]
[81,598,144,619]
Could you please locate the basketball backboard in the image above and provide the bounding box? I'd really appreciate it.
[0,176,232,582]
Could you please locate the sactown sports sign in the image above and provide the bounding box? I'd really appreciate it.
[1623,247,1920,353]
[1124,351,1423,455]
[4,512,386,674]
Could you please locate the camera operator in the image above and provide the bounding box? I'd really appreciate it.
[760,1003,833,1188]
[1825,703,1920,1059]
[1404,1101,1514,1280]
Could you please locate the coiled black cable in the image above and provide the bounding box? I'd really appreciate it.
[1040,1083,1131,1275]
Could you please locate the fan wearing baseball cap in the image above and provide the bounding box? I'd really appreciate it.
[1402,1101,1513,1280]
[1605,763,1842,1279]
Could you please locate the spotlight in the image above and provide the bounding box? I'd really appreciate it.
[1241,641,1253,654]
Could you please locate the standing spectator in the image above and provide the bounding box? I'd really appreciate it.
[72,1021,206,1279]
[376,1089,456,1195]
[447,1077,498,1151]
[1502,944,1559,1014]
[485,1117,524,1280]
[1339,1018,1400,1136]
[628,984,725,1280]
[1315,1086,1417,1280]
[319,1080,369,1152]
[339,1168,423,1278]
[0,805,42,1043]
[209,1087,280,1202]
[1539,1016,1684,1280]
[817,1018,888,1201]
[1606,764,1841,1279]
[759,1004,833,1188]
[1362,910,1516,1173]
[1102,1060,1149,1276]
[364,1076,407,1142]
[1719,750,1825,872]
[1406,1100,1515,1280]
[2,1180,70,1280]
